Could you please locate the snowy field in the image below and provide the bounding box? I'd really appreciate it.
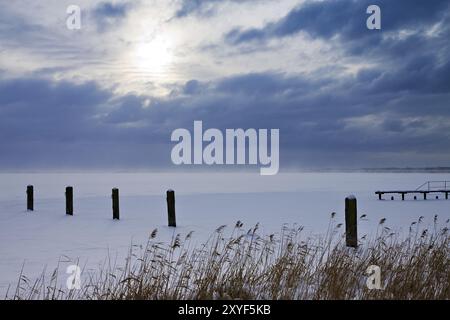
[0,172,449,295]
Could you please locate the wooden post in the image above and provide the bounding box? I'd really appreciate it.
[26,185,34,211]
[423,192,427,200]
[401,193,405,201]
[377,192,382,200]
[345,195,357,248]
[166,190,176,227]
[65,187,73,216]
[446,192,448,200]
[112,188,119,220]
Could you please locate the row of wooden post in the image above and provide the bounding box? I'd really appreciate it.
[26,185,176,227]
[26,185,357,247]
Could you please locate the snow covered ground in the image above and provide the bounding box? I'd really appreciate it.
[0,172,449,296]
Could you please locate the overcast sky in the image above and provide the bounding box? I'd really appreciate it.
[0,0,449,171]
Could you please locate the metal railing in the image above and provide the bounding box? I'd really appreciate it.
[415,181,450,191]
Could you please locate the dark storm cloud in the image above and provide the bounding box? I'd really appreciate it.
[1,66,450,170]
[223,0,450,128]
[0,77,170,169]
[107,69,450,167]
[0,78,110,141]
[226,0,450,46]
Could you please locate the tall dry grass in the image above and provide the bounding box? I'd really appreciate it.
[8,214,450,300]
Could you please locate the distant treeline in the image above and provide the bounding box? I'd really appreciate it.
[298,167,450,173]
[361,167,450,173]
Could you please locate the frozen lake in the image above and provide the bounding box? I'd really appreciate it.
[0,172,449,295]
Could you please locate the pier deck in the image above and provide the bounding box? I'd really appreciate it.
[375,181,450,200]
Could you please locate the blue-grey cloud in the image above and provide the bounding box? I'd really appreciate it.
[2,62,450,170]
[226,0,450,46]
[175,0,261,18]
[91,1,133,31]
[175,0,215,18]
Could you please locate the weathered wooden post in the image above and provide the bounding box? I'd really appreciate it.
[166,190,176,227]
[112,188,120,220]
[26,185,34,211]
[65,186,73,216]
[423,192,427,200]
[446,192,449,200]
[345,195,357,248]
[401,193,405,201]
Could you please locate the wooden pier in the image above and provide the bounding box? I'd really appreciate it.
[376,181,450,200]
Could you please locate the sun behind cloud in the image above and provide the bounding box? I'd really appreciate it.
[131,36,174,74]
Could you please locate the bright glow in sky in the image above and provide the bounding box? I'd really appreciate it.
[0,0,317,95]
[132,37,174,73]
